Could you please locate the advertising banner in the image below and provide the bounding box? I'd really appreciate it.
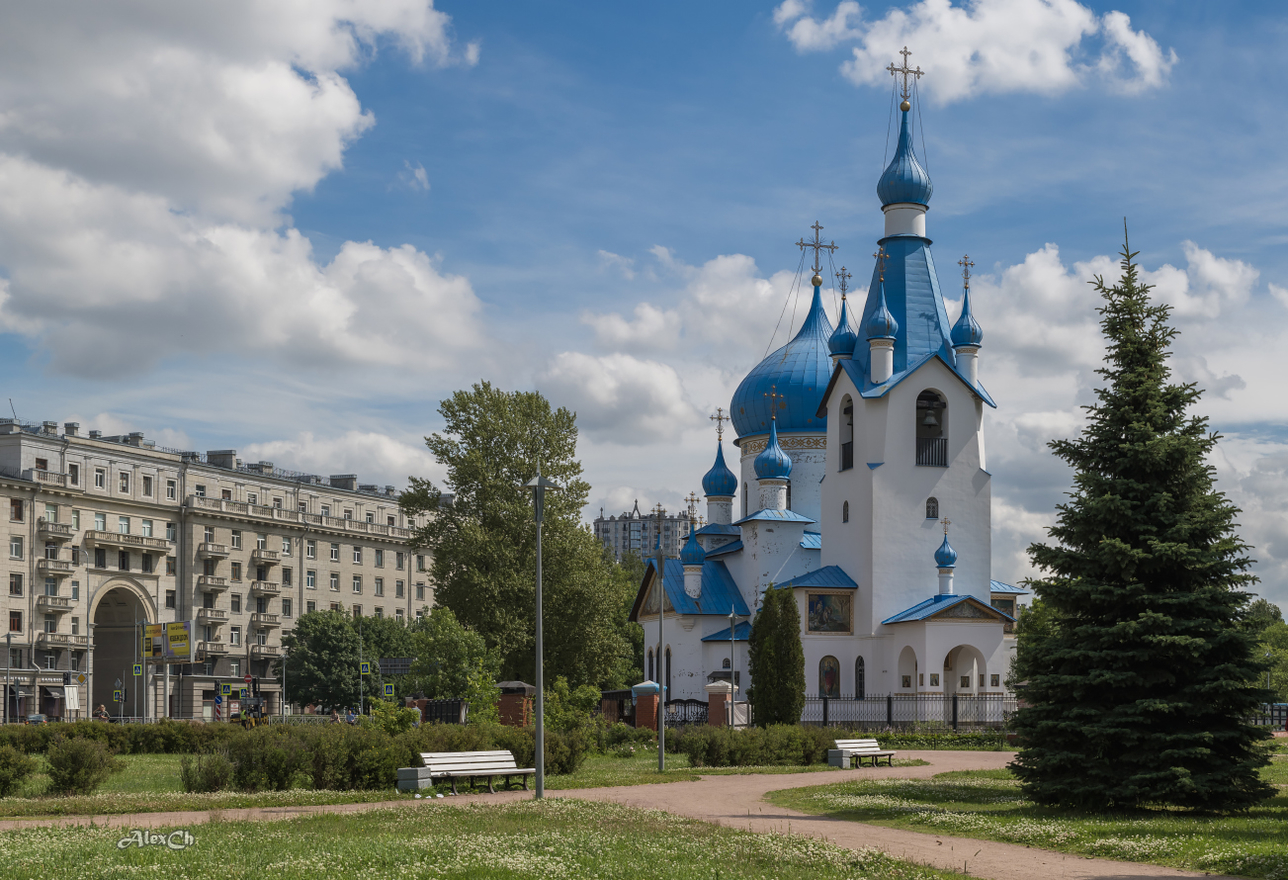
[144,624,165,660]
[165,622,192,661]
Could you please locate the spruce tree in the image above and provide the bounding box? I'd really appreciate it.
[772,587,807,726]
[1012,234,1273,810]
[747,586,780,726]
[747,587,807,726]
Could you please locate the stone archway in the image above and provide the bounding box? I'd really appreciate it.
[91,583,154,720]
[942,644,988,696]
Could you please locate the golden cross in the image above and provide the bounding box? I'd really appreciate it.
[685,492,700,518]
[764,384,785,419]
[836,266,852,299]
[958,254,974,291]
[940,516,952,535]
[652,503,667,522]
[795,220,838,274]
[872,246,889,283]
[887,46,924,101]
[709,406,728,440]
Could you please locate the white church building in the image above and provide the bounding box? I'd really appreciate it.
[629,64,1026,712]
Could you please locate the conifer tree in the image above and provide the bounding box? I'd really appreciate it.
[1012,234,1273,810]
[747,587,780,726]
[748,587,806,726]
[772,587,807,725]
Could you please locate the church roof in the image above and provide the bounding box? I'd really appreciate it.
[770,565,857,590]
[733,508,816,526]
[951,286,984,348]
[877,108,933,207]
[705,539,743,558]
[881,593,1014,624]
[701,440,738,497]
[799,531,822,550]
[754,418,793,480]
[695,523,740,537]
[818,349,996,416]
[630,558,752,621]
[701,621,752,642]
[989,580,1029,594]
[730,285,833,439]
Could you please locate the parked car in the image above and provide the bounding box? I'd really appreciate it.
[25,714,47,724]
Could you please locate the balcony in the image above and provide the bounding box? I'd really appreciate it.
[915,437,949,467]
[86,530,170,552]
[195,608,228,624]
[23,469,77,491]
[250,580,281,597]
[186,495,413,540]
[251,612,280,629]
[36,596,72,614]
[37,518,73,542]
[36,559,73,578]
[250,548,280,565]
[197,542,229,558]
[198,641,228,657]
[250,644,280,658]
[197,575,229,592]
[35,632,88,650]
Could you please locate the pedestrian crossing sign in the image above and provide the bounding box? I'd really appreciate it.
[113,689,122,703]
[360,661,372,675]
[383,683,394,698]
[132,663,142,677]
[221,684,232,696]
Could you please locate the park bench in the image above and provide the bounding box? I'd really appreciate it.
[828,737,896,768]
[398,750,536,795]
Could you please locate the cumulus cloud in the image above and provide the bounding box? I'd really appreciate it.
[398,161,431,192]
[537,352,699,444]
[596,250,637,280]
[239,430,441,490]
[772,0,1176,102]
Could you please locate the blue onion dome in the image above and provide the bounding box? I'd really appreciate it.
[680,528,705,566]
[702,441,738,497]
[754,418,793,481]
[950,287,984,348]
[934,534,958,568]
[866,285,898,339]
[877,109,933,208]
[828,297,858,358]
[730,285,834,437]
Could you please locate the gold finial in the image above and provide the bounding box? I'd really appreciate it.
[887,46,924,106]
[872,246,889,283]
[764,384,785,420]
[958,254,974,291]
[836,266,852,299]
[710,406,728,440]
[796,220,838,281]
[940,516,952,535]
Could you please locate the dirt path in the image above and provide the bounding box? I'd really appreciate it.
[0,750,1238,880]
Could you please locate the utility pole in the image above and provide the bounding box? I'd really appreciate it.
[523,469,561,799]
[654,503,666,772]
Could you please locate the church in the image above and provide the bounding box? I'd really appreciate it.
[629,56,1025,714]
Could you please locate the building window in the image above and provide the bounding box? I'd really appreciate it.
[304,539,316,559]
[44,503,58,523]
[416,583,425,601]
[306,570,316,589]
[34,457,47,471]
[141,553,154,574]
[353,546,362,564]
[143,475,153,496]
[282,567,293,586]
[352,604,361,617]
[44,577,56,595]
[329,573,339,592]
[842,501,849,523]
[166,479,176,500]
[374,607,383,618]
[231,594,241,613]
[71,509,80,530]
[396,608,405,621]
[9,499,22,522]
[387,516,396,527]
[95,512,107,531]
[94,548,106,568]
[71,581,79,600]
[926,497,939,519]
[166,522,175,541]
[395,580,404,599]
[231,530,242,549]
[119,471,130,493]
[69,464,80,485]
[321,504,330,517]
[416,555,426,572]
[990,674,1000,688]
[282,598,293,617]
[396,552,405,570]
[247,493,258,506]
[118,516,130,534]
[9,611,20,632]
[374,549,384,568]
[365,512,374,524]
[44,614,57,634]
[194,484,206,498]
[256,533,267,551]
[344,509,352,520]
[230,562,242,581]
[855,656,866,700]
[374,577,384,596]
[165,590,176,609]
[665,647,672,695]
[8,574,21,596]
[72,617,80,635]
[916,390,949,467]
[273,497,282,509]
[167,556,176,575]
[221,488,232,501]
[352,575,362,594]
[94,468,106,489]
[281,537,291,555]
[204,526,215,543]
[230,659,240,677]
[8,536,21,560]
[330,543,340,562]
[306,600,316,613]
[118,550,130,571]
[141,519,153,537]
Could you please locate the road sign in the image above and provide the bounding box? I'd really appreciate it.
[383,683,394,698]
[220,683,231,696]
[244,674,253,684]
[76,673,86,684]
[132,663,142,677]
[239,687,248,699]
[213,695,222,705]
[360,661,371,675]
[113,689,123,703]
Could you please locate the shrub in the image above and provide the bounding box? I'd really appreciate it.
[228,727,306,792]
[45,737,124,795]
[359,698,421,736]
[673,725,835,768]
[179,751,234,793]
[593,720,655,753]
[0,744,36,796]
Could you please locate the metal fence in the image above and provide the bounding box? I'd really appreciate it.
[664,698,708,726]
[802,693,1016,731]
[1253,703,1287,728]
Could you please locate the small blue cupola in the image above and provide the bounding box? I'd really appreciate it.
[680,527,705,567]
[829,296,858,360]
[934,534,957,568]
[877,107,933,208]
[951,285,984,348]
[866,284,898,340]
[702,441,738,498]
[754,417,792,481]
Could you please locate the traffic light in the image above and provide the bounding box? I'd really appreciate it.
[252,677,260,697]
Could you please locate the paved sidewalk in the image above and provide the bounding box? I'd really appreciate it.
[0,750,1240,880]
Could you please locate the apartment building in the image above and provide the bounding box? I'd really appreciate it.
[0,419,432,721]
[592,499,695,562]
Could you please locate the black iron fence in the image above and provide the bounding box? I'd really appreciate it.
[664,698,708,725]
[1253,703,1287,728]
[802,693,1016,731]
[420,698,468,725]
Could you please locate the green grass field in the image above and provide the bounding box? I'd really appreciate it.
[0,799,974,880]
[767,759,1288,880]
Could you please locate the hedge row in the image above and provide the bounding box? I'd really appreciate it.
[672,725,1009,767]
[0,719,238,755]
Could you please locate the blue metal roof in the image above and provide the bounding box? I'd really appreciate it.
[730,284,833,438]
[951,286,984,348]
[696,523,740,537]
[865,284,898,341]
[770,565,857,590]
[701,440,739,497]
[799,531,822,550]
[820,350,996,416]
[858,236,952,376]
[989,580,1029,594]
[828,296,858,357]
[877,109,933,207]
[934,534,957,568]
[634,558,751,618]
[680,528,705,566]
[733,508,817,526]
[881,593,1014,624]
[705,539,743,558]
[754,418,793,480]
[701,620,752,642]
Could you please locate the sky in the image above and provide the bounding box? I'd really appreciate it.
[1,1,1287,612]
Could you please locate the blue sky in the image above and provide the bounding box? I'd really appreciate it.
[1,1,1286,610]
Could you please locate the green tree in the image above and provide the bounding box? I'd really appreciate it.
[1012,234,1273,810]
[747,587,805,726]
[1259,620,1288,703]
[407,606,502,720]
[401,382,633,687]
[282,610,361,710]
[1246,598,1284,635]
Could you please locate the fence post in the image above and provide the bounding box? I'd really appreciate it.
[886,693,893,726]
[952,693,958,732]
[822,696,829,728]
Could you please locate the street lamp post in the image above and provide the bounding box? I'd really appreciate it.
[653,504,666,773]
[4,631,11,725]
[729,604,737,728]
[523,469,560,799]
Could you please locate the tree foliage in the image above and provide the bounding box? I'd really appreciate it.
[1012,234,1273,810]
[407,606,502,721]
[401,382,635,687]
[747,587,806,727]
[282,610,362,711]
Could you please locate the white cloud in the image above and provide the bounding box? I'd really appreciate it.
[772,0,1175,102]
[537,352,699,443]
[1144,241,1257,320]
[240,430,441,491]
[596,249,637,280]
[399,160,430,192]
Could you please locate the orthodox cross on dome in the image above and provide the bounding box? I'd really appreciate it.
[685,491,700,518]
[710,406,728,440]
[873,245,889,283]
[940,516,952,535]
[836,266,852,299]
[764,384,785,420]
[958,254,974,290]
[796,221,838,274]
[887,46,924,102]
[652,502,667,524]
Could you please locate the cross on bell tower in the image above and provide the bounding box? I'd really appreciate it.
[709,406,728,440]
[873,245,889,283]
[836,266,852,299]
[887,46,924,102]
[796,221,838,275]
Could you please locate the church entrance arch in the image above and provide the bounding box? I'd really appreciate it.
[90,582,155,719]
[942,644,987,696]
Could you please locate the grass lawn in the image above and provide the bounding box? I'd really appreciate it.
[0,750,928,819]
[0,798,975,880]
[766,759,1288,880]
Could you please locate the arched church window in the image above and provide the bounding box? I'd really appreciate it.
[819,655,840,699]
[840,396,854,471]
[665,647,672,697]
[647,648,654,682]
[855,656,866,700]
[916,390,948,467]
[843,501,850,523]
[926,497,938,519]
[786,482,792,511]
[743,483,748,518]
[722,657,730,669]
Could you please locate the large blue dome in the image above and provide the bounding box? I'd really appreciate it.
[701,441,738,497]
[731,285,834,438]
[877,110,933,208]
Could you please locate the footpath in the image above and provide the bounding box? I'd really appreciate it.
[0,750,1239,880]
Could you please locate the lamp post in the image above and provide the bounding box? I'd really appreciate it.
[729,604,738,728]
[4,631,11,725]
[523,469,560,799]
[653,504,666,772]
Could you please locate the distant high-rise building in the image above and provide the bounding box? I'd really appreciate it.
[593,500,696,562]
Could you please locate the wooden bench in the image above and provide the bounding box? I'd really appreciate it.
[828,738,896,768]
[418,750,536,795]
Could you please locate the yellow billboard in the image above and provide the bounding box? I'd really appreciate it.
[165,622,192,661]
[144,624,165,660]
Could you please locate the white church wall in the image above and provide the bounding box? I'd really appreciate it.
[736,433,826,522]
[738,521,815,604]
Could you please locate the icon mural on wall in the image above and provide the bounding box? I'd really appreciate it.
[807,592,852,634]
[818,655,841,698]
